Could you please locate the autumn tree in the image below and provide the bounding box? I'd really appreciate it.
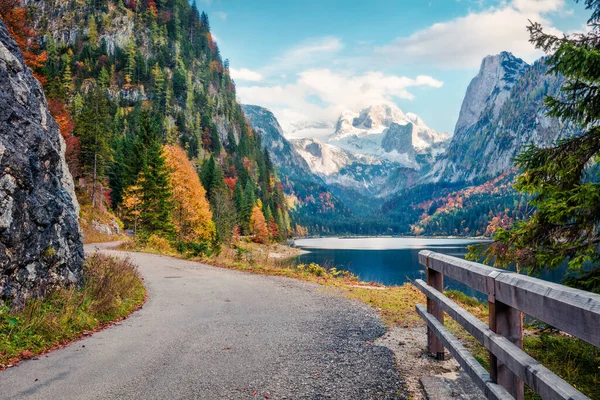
[250,200,268,244]
[0,0,47,80]
[121,181,143,236]
[164,145,215,243]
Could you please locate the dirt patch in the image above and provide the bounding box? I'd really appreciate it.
[376,326,461,400]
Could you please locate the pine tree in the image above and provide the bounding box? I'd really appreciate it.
[234,181,244,215]
[75,86,114,206]
[99,67,110,88]
[61,53,73,95]
[200,11,210,29]
[138,141,174,238]
[88,15,98,47]
[241,183,256,234]
[125,39,137,84]
[476,1,600,293]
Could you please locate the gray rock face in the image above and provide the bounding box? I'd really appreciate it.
[241,104,317,182]
[426,54,580,184]
[0,19,83,304]
[382,123,415,156]
[454,52,528,136]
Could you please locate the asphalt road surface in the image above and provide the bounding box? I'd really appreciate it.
[0,243,405,399]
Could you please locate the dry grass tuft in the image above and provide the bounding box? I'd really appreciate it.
[0,254,146,368]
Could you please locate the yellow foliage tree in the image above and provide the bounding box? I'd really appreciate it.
[250,203,269,244]
[121,181,143,236]
[163,145,215,242]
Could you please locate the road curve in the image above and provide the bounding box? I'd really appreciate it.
[0,243,404,399]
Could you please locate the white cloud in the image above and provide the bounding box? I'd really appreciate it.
[376,0,566,68]
[237,69,443,131]
[230,68,263,82]
[262,36,344,74]
[215,11,228,21]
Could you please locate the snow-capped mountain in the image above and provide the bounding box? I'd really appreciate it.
[329,104,450,162]
[292,137,356,176]
[244,103,450,207]
[284,104,450,200]
[286,120,334,141]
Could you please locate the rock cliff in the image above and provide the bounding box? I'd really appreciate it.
[426,53,580,183]
[0,19,83,304]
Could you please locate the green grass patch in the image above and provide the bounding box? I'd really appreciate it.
[0,254,146,368]
[524,334,600,399]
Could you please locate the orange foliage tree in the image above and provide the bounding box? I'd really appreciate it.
[163,145,215,243]
[250,202,268,244]
[0,0,47,81]
[48,99,80,176]
[268,216,279,241]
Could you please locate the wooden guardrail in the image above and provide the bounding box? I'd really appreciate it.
[416,250,600,400]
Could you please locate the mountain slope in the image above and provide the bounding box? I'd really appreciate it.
[427,53,580,183]
[241,105,353,229]
[241,104,314,180]
[17,0,293,242]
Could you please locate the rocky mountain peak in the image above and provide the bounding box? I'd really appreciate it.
[352,104,407,130]
[454,51,529,135]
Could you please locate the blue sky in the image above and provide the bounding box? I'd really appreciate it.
[197,0,590,135]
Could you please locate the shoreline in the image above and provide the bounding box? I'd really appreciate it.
[292,235,492,241]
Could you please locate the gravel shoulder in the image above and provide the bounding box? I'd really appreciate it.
[0,243,406,399]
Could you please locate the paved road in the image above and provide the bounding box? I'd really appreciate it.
[1,243,405,399]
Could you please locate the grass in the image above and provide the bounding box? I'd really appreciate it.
[0,254,146,368]
[524,334,599,399]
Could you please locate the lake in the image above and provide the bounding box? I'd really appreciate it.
[294,237,566,294]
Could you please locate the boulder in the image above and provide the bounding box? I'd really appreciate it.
[0,19,84,305]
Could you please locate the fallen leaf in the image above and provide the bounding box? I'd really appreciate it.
[21,350,34,359]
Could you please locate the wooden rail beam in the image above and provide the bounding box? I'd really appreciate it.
[418,250,600,348]
[416,304,514,400]
[426,255,446,360]
[415,279,590,400]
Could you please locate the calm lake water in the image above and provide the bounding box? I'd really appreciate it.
[294,237,566,294]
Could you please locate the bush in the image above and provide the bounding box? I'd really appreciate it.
[297,263,327,277]
[175,240,212,257]
[146,234,176,254]
[83,253,144,321]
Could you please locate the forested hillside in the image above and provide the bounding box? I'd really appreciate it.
[1,0,293,249]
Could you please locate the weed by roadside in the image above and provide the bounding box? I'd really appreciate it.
[0,254,146,369]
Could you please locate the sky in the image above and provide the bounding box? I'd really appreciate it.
[196,0,590,136]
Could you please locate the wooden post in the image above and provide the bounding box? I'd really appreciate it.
[426,256,446,360]
[489,279,524,400]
